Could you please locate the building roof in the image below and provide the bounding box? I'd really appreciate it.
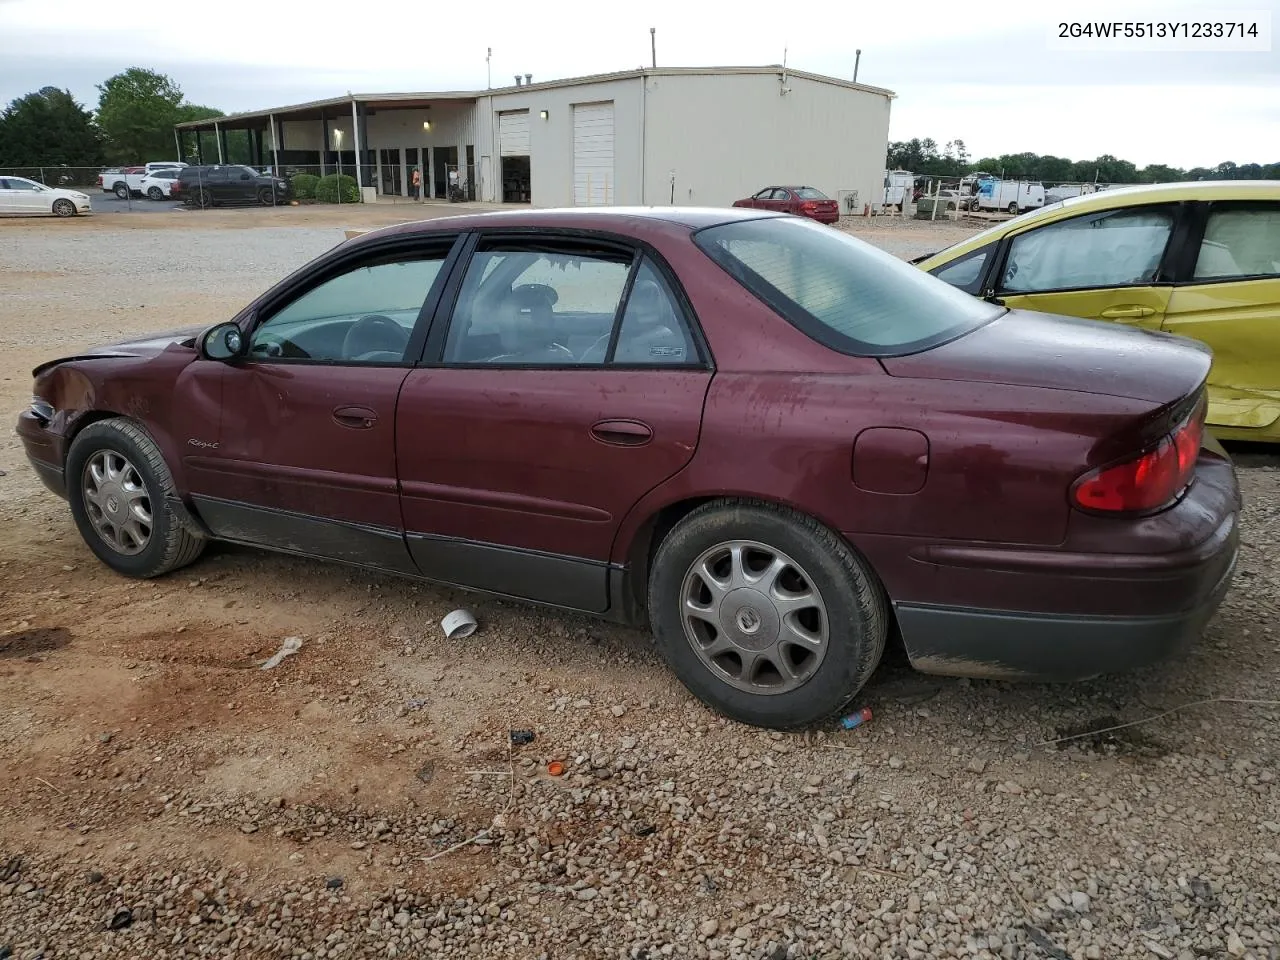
[174,66,896,130]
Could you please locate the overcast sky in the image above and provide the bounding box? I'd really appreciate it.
[2,0,1277,167]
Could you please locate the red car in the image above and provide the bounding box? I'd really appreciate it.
[17,208,1239,729]
[733,185,840,223]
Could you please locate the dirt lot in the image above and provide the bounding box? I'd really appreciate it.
[1,205,1277,960]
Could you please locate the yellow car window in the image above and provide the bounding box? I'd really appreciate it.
[1002,208,1174,293]
[1193,206,1280,279]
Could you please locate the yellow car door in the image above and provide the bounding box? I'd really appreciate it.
[1163,200,1280,442]
[988,203,1180,332]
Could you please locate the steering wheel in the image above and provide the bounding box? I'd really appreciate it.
[342,314,410,362]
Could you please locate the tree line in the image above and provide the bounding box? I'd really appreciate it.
[889,137,1280,183]
[0,68,225,169]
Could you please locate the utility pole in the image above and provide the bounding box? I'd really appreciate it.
[650,28,656,68]
[487,47,492,88]
[854,49,862,83]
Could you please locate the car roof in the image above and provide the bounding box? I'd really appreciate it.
[354,206,785,244]
[919,179,1280,267]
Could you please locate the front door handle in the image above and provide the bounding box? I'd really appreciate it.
[332,405,378,429]
[1099,304,1156,320]
[590,419,653,446]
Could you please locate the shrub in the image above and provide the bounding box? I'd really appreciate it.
[315,173,359,204]
[290,173,320,200]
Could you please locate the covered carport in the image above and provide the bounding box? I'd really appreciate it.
[174,91,479,199]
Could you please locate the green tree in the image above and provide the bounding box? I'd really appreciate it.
[96,67,187,163]
[1140,164,1184,183]
[0,86,103,167]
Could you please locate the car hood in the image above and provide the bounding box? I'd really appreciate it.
[882,308,1213,405]
[33,324,206,376]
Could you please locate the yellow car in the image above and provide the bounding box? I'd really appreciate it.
[915,181,1280,443]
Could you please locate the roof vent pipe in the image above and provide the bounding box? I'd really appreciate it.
[514,75,522,86]
[525,74,532,85]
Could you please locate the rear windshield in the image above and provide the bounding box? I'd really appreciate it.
[794,187,829,200]
[694,216,1003,356]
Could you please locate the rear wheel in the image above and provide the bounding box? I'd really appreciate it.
[66,419,206,579]
[190,188,212,209]
[1008,202,1019,215]
[148,186,164,200]
[648,500,887,729]
[113,183,128,200]
[52,199,75,218]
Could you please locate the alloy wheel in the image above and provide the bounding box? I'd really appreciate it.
[81,450,153,555]
[680,540,829,695]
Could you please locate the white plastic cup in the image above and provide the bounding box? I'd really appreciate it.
[441,609,478,639]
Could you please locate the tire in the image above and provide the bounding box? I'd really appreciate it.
[648,499,888,729]
[190,188,212,209]
[66,419,206,579]
[148,187,164,200]
[52,199,75,218]
[1008,202,1019,215]
[258,188,275,206]
[113,183,129,199]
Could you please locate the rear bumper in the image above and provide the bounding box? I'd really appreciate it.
[896,519,1238,680]
[864,452,1241,681]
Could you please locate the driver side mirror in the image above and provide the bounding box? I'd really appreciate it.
[199,322,248,361]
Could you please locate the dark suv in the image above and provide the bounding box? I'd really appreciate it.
[172,165,290,208]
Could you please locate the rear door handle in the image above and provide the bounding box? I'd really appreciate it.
[590,418,653,446]
[1099,305,1156,320]
[332,405,378,429]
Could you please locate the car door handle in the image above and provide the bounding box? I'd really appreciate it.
[332,405,378,429]
[1099,305,1156,320]
[590,419,653,446]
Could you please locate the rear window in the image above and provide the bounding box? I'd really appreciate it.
[794,187,829,200]
[694,216,1003,356]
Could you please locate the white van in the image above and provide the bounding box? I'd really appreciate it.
[972,178,1045,214]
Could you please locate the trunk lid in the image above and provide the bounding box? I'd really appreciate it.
[881,308,1212,405]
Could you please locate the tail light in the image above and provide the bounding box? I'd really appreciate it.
[800,201,818,214]
[1072,399,1206,513]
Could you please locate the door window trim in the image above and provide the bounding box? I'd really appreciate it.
[229,234,466,368]
[417,227,715,370]
[989,202,1186,297]
[1173,199,1280,287]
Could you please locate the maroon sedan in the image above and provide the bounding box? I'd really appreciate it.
[733,185,840,224]
[18,208,1239,729]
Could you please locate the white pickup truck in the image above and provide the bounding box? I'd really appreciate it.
[99,162,187,199]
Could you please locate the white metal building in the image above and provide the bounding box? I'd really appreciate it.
[175,66,895,213]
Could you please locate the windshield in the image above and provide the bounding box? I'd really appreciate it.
[694,216,1003,356]
[794,187,829,200]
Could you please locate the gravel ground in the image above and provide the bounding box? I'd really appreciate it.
[1,207,1277,960]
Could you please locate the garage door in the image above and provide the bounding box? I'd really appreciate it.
[573,102,614,206]
[498,110,530,156]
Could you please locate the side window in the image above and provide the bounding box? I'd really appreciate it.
[771,189,791,200]
[999,206,1175,294]
[249,252,449,363]
[753,188,774,200]
[610,258,698,365]
[443,242,632,365]
[929,243,993,295]
[1193,205,1280,281]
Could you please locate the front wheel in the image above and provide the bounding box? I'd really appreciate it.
[66,419,206,578]
[1008,202,1019,215]
[648,500,888,729]
[52,199,76,217]
[258,188,276,206]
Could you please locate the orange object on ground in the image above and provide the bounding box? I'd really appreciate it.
[547,761,565,777]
